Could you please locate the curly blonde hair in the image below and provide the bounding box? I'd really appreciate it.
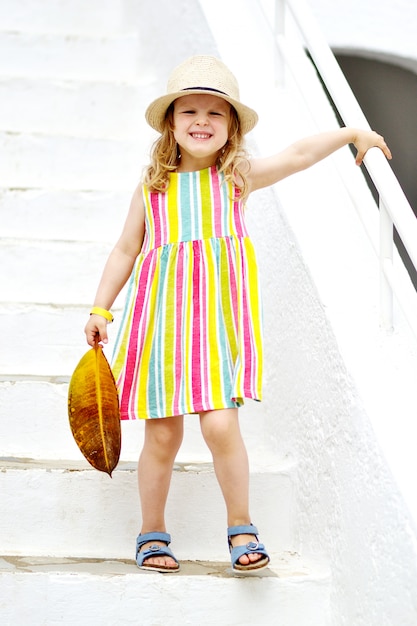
[142,102,250,200]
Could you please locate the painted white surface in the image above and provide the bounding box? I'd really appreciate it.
[308,0,417,71]
[0,0,130,35]
[0,132,147,191]
[0,380,280,466]
[0,556,331,626]
[0,32,140,81]
[0,78,149,140]
[0,189,131,241]
[199,1,417,624]
[1,0,417,623]
[0,460,295,561]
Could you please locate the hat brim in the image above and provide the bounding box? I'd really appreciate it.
[145,89,258,135]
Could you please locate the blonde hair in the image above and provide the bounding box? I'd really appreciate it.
[142,103,250,200]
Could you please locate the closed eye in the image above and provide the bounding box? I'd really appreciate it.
[178,110,224,116]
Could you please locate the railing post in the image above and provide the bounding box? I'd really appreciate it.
[274,0,286,86]
[379,198,394,332]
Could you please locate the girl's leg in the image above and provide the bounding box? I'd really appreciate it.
[137,414,184,568]
[199,408,263,566]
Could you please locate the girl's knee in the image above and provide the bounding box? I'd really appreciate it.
[144,415,184,452]
[199,409,240,452]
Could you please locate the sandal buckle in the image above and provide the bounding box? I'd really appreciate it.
[246,541,260,551]
[149,544,161,552]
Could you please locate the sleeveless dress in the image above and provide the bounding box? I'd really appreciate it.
[112,165,263,419]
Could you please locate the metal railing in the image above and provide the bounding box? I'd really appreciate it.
[269,0,417,335]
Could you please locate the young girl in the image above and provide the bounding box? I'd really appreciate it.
[84,55,391,573]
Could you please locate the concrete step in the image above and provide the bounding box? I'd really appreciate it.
[0,77,152,140]
[0,304,121,377]
[0,239,123,305]
[0,554,331,626]
[0,188,131,242]
[0,31,139,81]
[0,458,296,561]
[0,0,130,36]
[0,377,279,463]
[0,131,145,191]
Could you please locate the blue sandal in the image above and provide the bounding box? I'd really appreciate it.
[228,524,270,572]
[136,531,180,573]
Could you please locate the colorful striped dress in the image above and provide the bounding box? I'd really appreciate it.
[112,165,263,419]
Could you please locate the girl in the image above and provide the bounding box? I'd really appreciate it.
[84,55,392,573]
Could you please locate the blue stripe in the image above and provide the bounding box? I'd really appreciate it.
[179,173,193,241]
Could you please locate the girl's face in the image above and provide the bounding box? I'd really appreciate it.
[172,94,231,171]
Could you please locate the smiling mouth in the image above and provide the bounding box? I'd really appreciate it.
[190,132,212,139]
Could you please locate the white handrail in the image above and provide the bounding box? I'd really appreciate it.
[273,0,417,334]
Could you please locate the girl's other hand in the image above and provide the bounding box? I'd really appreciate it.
[84,314,109,347]
[353,129,392,166]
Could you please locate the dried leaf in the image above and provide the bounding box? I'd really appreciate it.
[68,345,121,476]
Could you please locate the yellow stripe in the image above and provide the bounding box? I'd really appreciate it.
[143,189,154,250]
[243,239,263,395]
[220,240,238,364]
[205,241,223,406]
[163,249,177,412]
[167,174,179,242]
[234,238,244,393]
[183,245,194,410]
[200,168,212,239]
[228,181,235,234]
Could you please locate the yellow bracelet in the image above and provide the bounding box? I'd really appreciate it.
[90,306,114,323]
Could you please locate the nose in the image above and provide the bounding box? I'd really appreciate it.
[196,113,209,126]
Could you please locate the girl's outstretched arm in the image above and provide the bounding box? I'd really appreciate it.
[84,184,146,346]
[248,127,392,192]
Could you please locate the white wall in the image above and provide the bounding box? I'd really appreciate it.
[3,1,416,623]
[199,1,417,624]
[309,0,417,72]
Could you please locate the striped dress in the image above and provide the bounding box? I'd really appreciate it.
[112,165,263,419]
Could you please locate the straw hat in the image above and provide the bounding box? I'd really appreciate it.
[145,55,258,135]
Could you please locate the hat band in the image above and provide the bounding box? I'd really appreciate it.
[180,86,229,96]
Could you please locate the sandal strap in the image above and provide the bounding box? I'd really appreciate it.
[136,543,179,568]
[227,524,270,570]
[229,542,269,568]
[227,524,259,539]
[136,531,171,552]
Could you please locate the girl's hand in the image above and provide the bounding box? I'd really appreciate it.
[84,314,109,347]
[353,130,392,166]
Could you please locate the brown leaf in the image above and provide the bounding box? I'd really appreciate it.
[68,345,121,476]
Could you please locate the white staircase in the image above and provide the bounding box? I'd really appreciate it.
[0,1,331,624]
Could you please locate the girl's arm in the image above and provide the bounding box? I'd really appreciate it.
[248,127,392,192]
[84,184,146,346]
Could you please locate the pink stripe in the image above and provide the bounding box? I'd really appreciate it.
[210,166,223,238]
[119,253,156,418]
[191,241,203,408]
[200,244,210,407]
[130,256,158,416]
[160,191,167,245]
[225,237,239,332]
[233,197,247,237]
[150,192,162,248]
[238,241,255,395]
[141,230,150,255]
[172,247,185,416]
